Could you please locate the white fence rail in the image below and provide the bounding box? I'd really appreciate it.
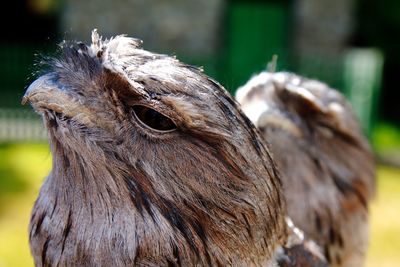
[0,108,47,142]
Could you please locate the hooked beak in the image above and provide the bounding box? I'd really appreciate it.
[22,74,112,131]
[21,75,79,116]
[21,75,66,111]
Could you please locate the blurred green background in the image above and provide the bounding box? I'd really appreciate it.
[1,0,400,266]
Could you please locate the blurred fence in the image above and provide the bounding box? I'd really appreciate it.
[0,109,46,142]
[343,48,384,137]
[0,43,49,142]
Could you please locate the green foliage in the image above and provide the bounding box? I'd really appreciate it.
[372,122,400,151]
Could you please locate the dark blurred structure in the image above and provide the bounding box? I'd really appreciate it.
[354,0,400,125]
[0,0,60,108]
[0,0,399,140]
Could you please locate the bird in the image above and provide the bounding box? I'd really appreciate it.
[22,30,330,266]
[235,71,376,267]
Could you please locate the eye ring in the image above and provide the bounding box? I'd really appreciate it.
[132,105,177,133]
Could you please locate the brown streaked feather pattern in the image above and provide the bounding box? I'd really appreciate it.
[25,31,288,266]
[236,72,376,267]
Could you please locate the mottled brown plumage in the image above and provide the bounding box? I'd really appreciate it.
[23,31,293,266]
[236,72,376,267]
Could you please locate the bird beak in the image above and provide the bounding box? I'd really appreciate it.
[22,75,56,106]
[22,74,111,130]
[21,75,73,116]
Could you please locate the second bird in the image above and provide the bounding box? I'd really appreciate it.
[236,71,376,267]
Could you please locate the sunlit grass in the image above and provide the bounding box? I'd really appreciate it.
[367,166,400,267]
[0,144,399,266]
[0,143,51,267]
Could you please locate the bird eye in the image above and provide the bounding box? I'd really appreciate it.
[132,105,177,132]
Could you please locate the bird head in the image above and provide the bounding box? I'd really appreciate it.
[24,30,286,266]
